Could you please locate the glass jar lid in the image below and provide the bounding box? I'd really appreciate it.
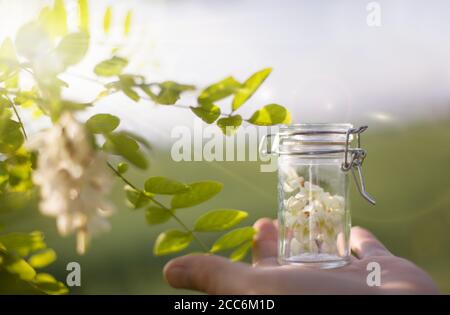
[259,123,376,205]
[277,123,355,155]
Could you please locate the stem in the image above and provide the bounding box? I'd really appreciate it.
[6,95,28,140]
[106,161,210,252]
[65,72,233,118]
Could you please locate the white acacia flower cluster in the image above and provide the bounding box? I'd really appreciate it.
[282,167,345,256]
[28,113,114,254]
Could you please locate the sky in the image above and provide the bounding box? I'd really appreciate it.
[1,0,450,140]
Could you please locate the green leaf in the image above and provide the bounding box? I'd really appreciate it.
[0,162,8,189]
[13,90,37,108]
[0,37,18,74]
[119,75,140,102]
[78,0,89,32]
[120,130,152,150]
[86,113,120,134]
[117,162,128,174]
[171,181,223,209]
[191,104,221,124]
[232,68,272,111]
[124,185,151,209]
[124,10,132,36]
[0,192,30,212]
[0,232,46,257]
[194,209,248,232]
[55,32,89,67]
[217,115,242,136]
[198,76,241,105]
[32,273,68,295]
[104,132,138,151]
[141,81,195,105]
[144,177,189,195]
[37,0,68,38]
[153,230,193,256]
[247,104,291,126]
[146,206,172,225]
[103,6,112,35]
[0,119,24,154]
[103,132,148,169]
[15,22,51,60]
[37,7,54,35]
[230,240,252,261]
[210,227,255,253]
[53,0,68,36]
[28,249,57,269]
[94,56,128,77]
[4,71,19,89]
[0,37,17,62]
[3,254,36,281]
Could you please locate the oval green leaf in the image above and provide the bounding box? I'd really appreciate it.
[119,75,140,102]
[32,273,68,295]
[53,0,68,36]
[103,6,112,35]
[94,56,128,77]
[171,181,223,209]
[198,76,241,105]
[191,105,221,124]
[141,81,195,105]
[194,209,248,232]
[103,132,148,169]
[217,115,242,136]
[247,104,291,126]
[0,231,46,257]
[146,206,172,225]
[232,68,272,111]
[77,0,89,32]
[55,32,89,67]
[0,119,24,154]
[144,176,189,195]
[86,113,120,133]
[124,10,132,36]
[230,240,252,261]
[28,248,57,269]
[124,185,150,209]
[210,227,255,253]
[3,255,36,281]
[15,22,50,60]
[153,230,193,256]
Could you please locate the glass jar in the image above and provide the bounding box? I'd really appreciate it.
[260,123,375,269]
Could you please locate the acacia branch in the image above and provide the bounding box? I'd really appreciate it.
[106,161,210,252]
[66,71,233,118]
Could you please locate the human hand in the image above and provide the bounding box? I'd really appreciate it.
[163,218,439,294]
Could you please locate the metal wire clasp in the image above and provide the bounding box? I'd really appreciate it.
[341,126,376,205]
[259,133,279,156]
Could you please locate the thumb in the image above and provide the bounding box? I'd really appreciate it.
[164,254,254,294]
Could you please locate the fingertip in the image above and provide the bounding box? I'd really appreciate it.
[253,218,277,241]
[253,217,275,230]
[351,225,370,235]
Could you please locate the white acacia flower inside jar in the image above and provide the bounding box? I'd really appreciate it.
[261,123,375,269]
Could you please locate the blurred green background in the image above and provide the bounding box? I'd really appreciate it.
[1,0,450,296]
[2,118,450,294]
